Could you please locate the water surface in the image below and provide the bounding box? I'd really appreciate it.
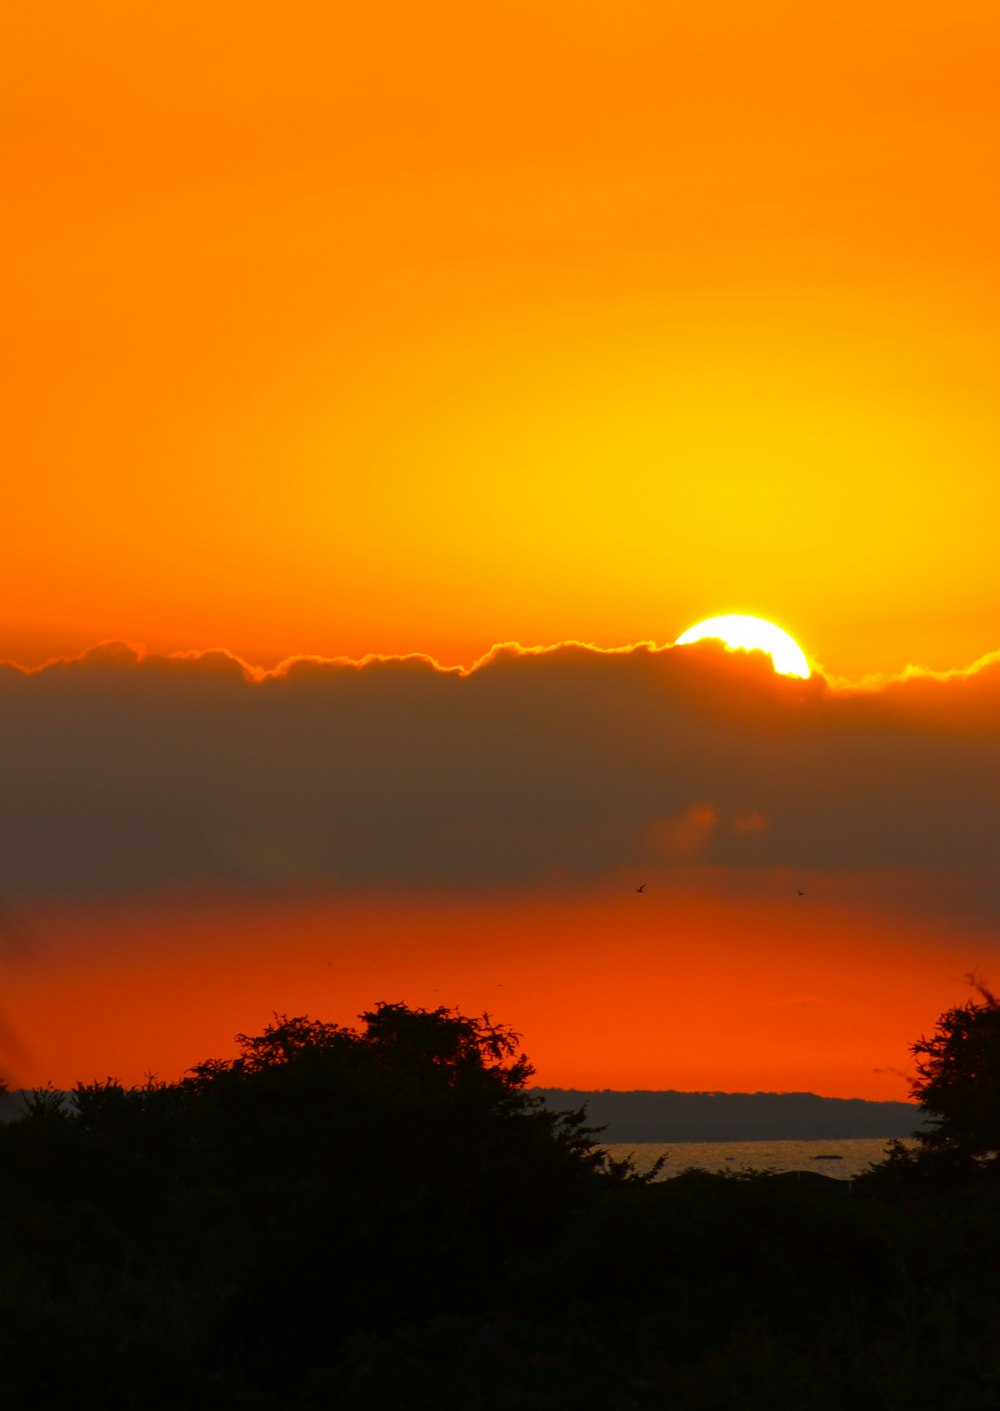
[602,1135,914,1181]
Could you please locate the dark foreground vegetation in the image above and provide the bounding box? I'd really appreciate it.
[3,993,1000,1410]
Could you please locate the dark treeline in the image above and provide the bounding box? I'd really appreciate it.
[3,996,1000,1410]
[1,1085,925,1141]
[532,1088,924,1142]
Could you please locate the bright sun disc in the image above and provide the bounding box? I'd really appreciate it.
[675,615,810,678]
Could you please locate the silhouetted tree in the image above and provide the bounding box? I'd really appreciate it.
[180,1003,607,1186]
[21,1083,70,1121]
[165,1003,626,1379]
[910,979,1000,1167]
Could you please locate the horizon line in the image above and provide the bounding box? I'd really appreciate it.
[5,635,1000,695]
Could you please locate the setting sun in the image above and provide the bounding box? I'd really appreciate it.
[675,615,811,679]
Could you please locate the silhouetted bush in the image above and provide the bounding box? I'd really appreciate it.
[858,979,1000,1195]
[3,999,1000,1408]
[0,1004,635,1405]
[910,980,1000,1165]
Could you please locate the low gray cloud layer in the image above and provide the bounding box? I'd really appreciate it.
[3,639,1000,900]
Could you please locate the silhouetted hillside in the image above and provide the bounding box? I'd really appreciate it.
[532,1088,926,1141]
[2,1086,925,1140]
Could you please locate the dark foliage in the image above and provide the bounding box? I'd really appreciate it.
[910,980,1000,1162]
[3,998,1000,1409]
[859,979,1000,1194]
[0,1003,635,1407]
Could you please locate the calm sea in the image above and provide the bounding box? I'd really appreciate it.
[601,1136,915,1181]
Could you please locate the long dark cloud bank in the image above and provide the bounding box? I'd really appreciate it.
[3,639,1000,902]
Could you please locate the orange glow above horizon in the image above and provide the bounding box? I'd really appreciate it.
[2,878,994,1103]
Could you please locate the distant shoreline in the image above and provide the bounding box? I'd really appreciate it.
[2,1086,926,1144]
[533,1088,925,1143]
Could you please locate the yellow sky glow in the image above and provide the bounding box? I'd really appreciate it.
[2,2,1000,679]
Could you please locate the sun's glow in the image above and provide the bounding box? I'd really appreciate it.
[675,615,810,679]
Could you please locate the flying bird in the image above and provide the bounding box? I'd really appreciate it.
[635,884,646,894]
[796,889,805,897]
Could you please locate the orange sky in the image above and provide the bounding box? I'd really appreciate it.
[4,880,995,1101]
[4,3,1000,1100]
[4,1,1000,679]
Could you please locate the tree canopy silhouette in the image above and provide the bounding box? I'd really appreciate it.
[909,979,1000,1166]
[859,979,1000,1192]
[178,1002,609,1189]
